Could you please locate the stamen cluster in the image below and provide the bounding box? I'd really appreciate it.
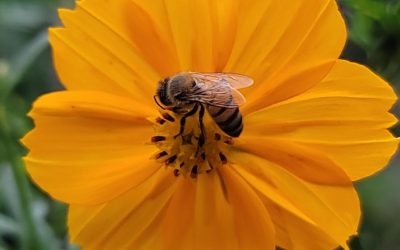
[150,111,233,178]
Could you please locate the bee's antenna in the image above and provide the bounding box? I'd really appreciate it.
[153,95,166,110]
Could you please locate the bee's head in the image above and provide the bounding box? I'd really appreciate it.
[156,73,196,108]
[156,77,173,106]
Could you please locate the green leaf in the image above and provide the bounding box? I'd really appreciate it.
[381,2,400,33]
[342,0,387,20]
[0,30,48,100]
[0,214,19,236]
[0,164,21,219]
[347,11,375,49]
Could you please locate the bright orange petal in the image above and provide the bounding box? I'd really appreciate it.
[23,91,158,205]
[231,151,359,248]
[68,168,177,249]
[192,171,239,249]
[235,137,350,185]
[161,172,239,250]
[243,60,398,180]
[243,60,336,114]
[211,0,240,72]
[226,0,345,102]
[219,167,276,250]
[263,199,340,250]
[69,168,268,250]
[160,177,197,250]
[124,0,181,76]
[51,0,167,106]
[132,0,239,72]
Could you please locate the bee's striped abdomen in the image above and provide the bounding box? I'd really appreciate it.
[207,105,243,137]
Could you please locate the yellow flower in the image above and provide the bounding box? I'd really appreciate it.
[23,0,398,249]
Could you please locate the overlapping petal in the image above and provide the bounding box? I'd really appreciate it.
[51,0,162,106]
[52,0,346,107]
[156,172,239,250]
[262,198,341,250]
[23,91,158,204]
[68,165,276,249]
[68,167,177,249]
[242,60,398,180]
[230,151,359,249]
[226,0,346,103]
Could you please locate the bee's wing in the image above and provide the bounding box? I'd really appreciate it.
[186,73,248,108]
[191,72,253,89]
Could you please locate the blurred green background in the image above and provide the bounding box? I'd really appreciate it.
[0,0,399,249]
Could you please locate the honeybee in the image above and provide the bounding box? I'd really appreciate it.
[155,72,253,146]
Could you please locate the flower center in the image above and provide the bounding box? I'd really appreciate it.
[150,105,233,178]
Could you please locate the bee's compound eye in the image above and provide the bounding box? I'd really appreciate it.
[174,92,184,100]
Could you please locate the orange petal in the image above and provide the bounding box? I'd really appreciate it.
[231,162,341,249]
[161,172,239,250]
[53,0,240,83]
[235,137,351,186]
[23,91,159,205]
[52,0,241,100]
[211,0,240,72]
[243,60,336,114]
[243,60,398,180]
[219,167,276,250]
[192,171,239,249]
[69,168,270,250]
[68,168,177,249]
[52,0,346,107]
[231,151,359,248]
[160,177,197,250]
[132,0,239,72]
[51,0,166,105]
[263,198,340,250]
[124,0,181,77]
[226,0,345,100]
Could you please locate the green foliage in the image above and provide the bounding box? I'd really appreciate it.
[0,0,72,249]
[341,0,400,84]
[0,31,48,100]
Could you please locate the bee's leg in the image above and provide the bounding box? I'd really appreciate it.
[171,106,186,114]
[195,104,206,157]
[174,104,199,138]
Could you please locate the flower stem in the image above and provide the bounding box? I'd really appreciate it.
[0,105,46,250]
